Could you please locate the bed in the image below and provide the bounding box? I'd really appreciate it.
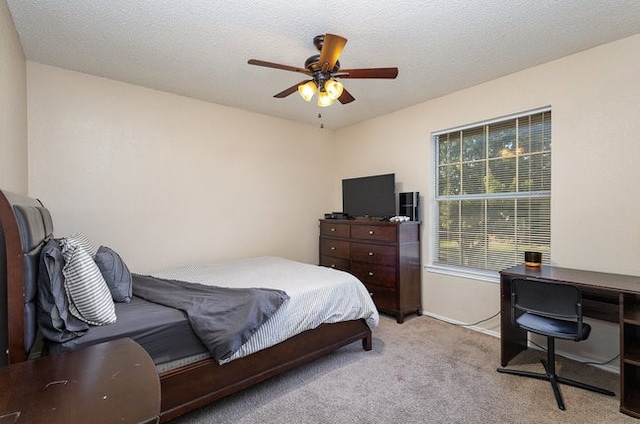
[0,188,377,422]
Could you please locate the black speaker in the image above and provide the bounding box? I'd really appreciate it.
[399,192,419,221]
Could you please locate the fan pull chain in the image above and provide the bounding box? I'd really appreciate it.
[318,112,324,129]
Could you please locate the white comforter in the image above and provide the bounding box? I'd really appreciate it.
[153,256,379,363]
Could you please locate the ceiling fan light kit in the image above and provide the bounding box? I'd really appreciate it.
[297,79,344,107]
[248,33,398,107]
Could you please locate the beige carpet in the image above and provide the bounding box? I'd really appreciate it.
[171,315,636,424]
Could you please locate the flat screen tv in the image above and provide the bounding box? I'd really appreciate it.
[342,173,396,218]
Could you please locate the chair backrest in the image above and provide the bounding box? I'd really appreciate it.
[511,278,583,322]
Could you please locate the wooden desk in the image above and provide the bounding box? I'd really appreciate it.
[500,264,640,418]
[0,338,160,424]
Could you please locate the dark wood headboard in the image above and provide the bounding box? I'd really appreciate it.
[0,189,53,365]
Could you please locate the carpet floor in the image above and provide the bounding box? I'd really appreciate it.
[170,314,636,424]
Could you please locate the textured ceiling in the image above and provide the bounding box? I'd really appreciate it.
[7,1,640,130]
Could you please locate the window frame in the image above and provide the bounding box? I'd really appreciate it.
[429,107,551,282]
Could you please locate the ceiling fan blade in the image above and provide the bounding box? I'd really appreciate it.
[247,59,310,75]
[338,67,399,79]
[318,34,347,72]
[274,80,310,98]
[338,88,355,104]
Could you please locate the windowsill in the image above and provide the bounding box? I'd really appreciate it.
[424,264,500,284]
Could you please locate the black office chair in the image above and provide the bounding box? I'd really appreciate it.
[496,278,615,410]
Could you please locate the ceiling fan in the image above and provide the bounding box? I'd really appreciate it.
[247,33,398,107]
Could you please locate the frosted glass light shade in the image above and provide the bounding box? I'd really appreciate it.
[317,91,334,107]
[298,81,317,101]
[324,79,344,100]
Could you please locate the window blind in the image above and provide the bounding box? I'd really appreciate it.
[434,108,551,273]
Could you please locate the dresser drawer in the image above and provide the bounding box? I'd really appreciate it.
[320,222,350,238]
[320,238,350,259]
[365,284,396,311]
[320,255,350,272]
[351,242,396,266]
[351,262,396,288]
[351,224,397,242]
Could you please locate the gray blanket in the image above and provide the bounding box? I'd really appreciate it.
[132,274,289,361]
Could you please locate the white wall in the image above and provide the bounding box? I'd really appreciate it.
[336,35,640,365]
[27,63,334,273]
[0,0,28,194]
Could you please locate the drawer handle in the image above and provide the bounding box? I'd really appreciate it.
[368,230,375,235]
[331,246,336,250]
[368,252,374,256]
[368,271,374,276]
[331,264,336,268]
[331,228,336,232]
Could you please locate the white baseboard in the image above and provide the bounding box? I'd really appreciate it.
[421,311,501,338]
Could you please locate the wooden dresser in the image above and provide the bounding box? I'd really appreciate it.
[319,219,421,323]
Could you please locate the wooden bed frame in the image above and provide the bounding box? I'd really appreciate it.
[0,189,373,422]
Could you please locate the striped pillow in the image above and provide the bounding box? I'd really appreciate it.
[60,232,98,257]
[61,241,116,325]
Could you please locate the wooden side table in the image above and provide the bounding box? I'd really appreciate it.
[0,338,160,424]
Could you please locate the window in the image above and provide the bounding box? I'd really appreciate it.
[433,108,551,275]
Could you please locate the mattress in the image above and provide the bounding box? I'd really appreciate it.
[152,256,379,364]
[46,256,379,370]
[45,296,208,365]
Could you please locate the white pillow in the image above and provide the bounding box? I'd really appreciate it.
[60,232,98,257]
[61,241,116,325]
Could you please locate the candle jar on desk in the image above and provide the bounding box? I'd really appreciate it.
[524,251,542,268]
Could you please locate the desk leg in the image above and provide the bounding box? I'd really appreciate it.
[500,276,528,366]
